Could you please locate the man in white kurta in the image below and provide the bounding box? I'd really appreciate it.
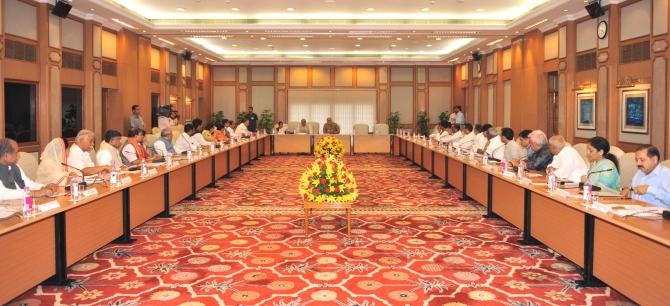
[174,124,198,153]
[547,135,588,182]
[484,128,505,160]
[235,120,252,137]
[454,124,476,150]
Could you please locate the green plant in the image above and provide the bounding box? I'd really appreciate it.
[417,111,430,136]
[237,111,248,124]
[387,111,400,134]
[211,111,225,126]
[259,109,274,134]
[438,111,450,126]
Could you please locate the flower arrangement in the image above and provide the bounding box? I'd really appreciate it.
[299,156,358,204]
[314,136,345,159]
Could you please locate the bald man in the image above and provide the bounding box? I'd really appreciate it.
[521,130,553,171]
[323,117,340,134]
[547,135,588,182]
[0,138,58,200]
[67,129,111,176]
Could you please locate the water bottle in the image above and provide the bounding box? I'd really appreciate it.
[23,186,33,217]
[583,179,592,203]
[469,149,475,160]
[548,173,557,192]
[517,163,525,180]
[71,175,80,201]
[166,153,173,168]
[141,159,148,176]
[110,165,118,186]
[197,146,203,156]
[501,157,508,173]
[456,146,462,156]
[210,143,215,153]
[187,150,193,161]
[219,140,224,150]
[482,153,488,165]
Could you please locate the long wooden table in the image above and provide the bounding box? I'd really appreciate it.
[395,135,670,306]
[272,134,392,154]
[0,136,269,305]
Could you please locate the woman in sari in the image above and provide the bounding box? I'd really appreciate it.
[36,138,70,186]
[581,136,622,192]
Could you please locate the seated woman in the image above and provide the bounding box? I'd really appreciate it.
[36,138,71,186]
[581,136,621,192]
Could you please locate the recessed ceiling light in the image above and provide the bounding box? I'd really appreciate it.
[232,44,238,47]
[391,44,396,47]
[286,7,295,11]
[475,8,485,12]
[176,7,185,11]
[435,37,442,41]
[300,37,306,41]
[355,44,360,47]
[303,44,309,47]
[231,7,240,11]
[329,47,335,50]
[260,37,266,40]
[221,37,227,40]
[563,9,569,12]
[111,18,136,29]
[426,44,432,47]
[267,44,273,47]
[357,37,363,40]
[366,8,375,11]
[396,37,402,40]
[421,8,430,12]
[89,8,95,11]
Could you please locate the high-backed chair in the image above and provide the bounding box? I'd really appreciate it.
[17,152,39,181]
[353,124,369,135]
[171,131,182,145]
[151,127,161,135]
[618,152,637,188]
[572,143,588,164]
[172,124,185,133]
[374,123,389,135]
[661,159,670,168]
[308,121,320,135]
[609,146,625,160]
[145,133,160,150]
[286,121,300,133]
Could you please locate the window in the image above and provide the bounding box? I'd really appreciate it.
[62,87,83,139]
[4,82,37,143]
[288,90,376,134]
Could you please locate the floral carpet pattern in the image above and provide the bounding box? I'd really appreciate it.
[10,155,634,306]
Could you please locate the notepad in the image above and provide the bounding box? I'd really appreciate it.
[38,201,60,213]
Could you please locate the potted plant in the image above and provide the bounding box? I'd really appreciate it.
[417,111,430,136]
[259,109,274,134]
[211,111,225,126]
[387,111,400,134]
[438,111,450,126]
[237,111,248,124]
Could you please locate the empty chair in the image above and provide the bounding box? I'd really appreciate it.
[353,124,370,135]
[373,123,389,135]
[286,121,300,133]
[609,146,625,160]
[308,121,320,135]
[572,143,588,164]
[618,152,637,188]
[16,152,39,181]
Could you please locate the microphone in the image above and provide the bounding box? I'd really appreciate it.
[579,169,613,191]
[60,162,87,187]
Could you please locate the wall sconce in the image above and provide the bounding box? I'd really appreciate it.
[616,76,640,88]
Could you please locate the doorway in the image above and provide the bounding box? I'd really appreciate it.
[151,93,160,129]
[547,72,559,136]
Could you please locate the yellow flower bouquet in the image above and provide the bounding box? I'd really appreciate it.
[299,156,358,204]
[314,136,345,159]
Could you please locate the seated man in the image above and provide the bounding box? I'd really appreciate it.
[153,128,178,156]
[174,123,198,153]
[546,135,587,182]
[501,128,525,162]
[442,123,463,144]
[429,123,445,142]
[0,138,58,200]
[623,145,670,208]
[67,129,111,176]
[191,118,213,146]
[473,124,491,153]
[454,123,476,150]
[223,120,235,139]
[323,117,340,134]
[517,129,533,158]
[202,123,217,142]
[274,121,287,135]
[121,128,153,165]
[235,119,252,137]
[296,119,311,134]
[482,127,505,160]
[97,130,123,168]
[522,130,553,171]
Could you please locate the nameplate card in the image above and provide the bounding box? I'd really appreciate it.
[82,188,99,197]
[551,189,570,198]
[120,177,133,185]
[590,202,612,214]
[38,201,60,213]
[502,172,516,179]
[147,168,158,175]
[518,178,533,185]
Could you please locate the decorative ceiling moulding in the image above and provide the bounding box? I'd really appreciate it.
[209,61,455,67]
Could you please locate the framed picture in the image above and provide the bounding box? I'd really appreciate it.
[621,90,648,134]
[577,93,596,130]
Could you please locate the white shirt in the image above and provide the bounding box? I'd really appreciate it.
[153,139,174,156]
[274,125,287,135]
[235,124,251,137]
[225,127,235,137]
[430,130,443,141]
[449,113,457,124]
[454,132,476,150]
[96,147,122,168]
[0,165,45,201]
[455,111,465,124]
[474,133,488,152]
[192,133,212,146]
[485,136,505,160]
[121,143,141,164]
[548,146,588,182]
[67,144,95,171]
[174,133,197,153]
[442,131,463,144]
[503,140,526,161]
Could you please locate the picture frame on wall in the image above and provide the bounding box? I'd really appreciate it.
[621,90,648,134]
[577,92,596,130]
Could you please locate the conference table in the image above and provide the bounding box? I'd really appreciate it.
[272,134,391,154]
[0,135,271,305]
[395,135,670,306]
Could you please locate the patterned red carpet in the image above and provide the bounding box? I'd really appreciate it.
[11,155,634,306]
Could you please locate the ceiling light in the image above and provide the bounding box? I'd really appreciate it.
[435,37,442,41]
[260,37,266,40]
[426,44,432,47]
[267,44,273,47]
[396,37,402,40]
[232,44,238,47]
[525,19,548,30]
[357,37,363,40]
[355,44,360,47]
[231,7,240,11]
[157,38,175,45]
[563,9,569,12]
[475,8,485,12]
[487,39,503,46]
[221,37,227,40]
[421,8,430,12]
[176,7,185,11]
[89,8,95,11]
[391,44,396,47]
[329,47,335,50]
[286,7,295,11]
[111,18,136,29]
[366,8,375,11]
[300,37,306,41]
[303,44,309,47]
